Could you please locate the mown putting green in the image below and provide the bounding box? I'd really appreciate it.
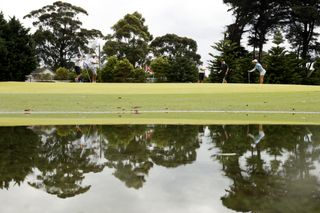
[1,82,320,125]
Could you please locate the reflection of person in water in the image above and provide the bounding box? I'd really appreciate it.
[198,126,205,137]
[247,124,265,148]
[222,125,229,140]
[145,129,154,141]
[304,127,313,142]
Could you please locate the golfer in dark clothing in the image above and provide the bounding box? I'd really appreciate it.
[220,60,229,83]
[74,54,83,82]
[198,67,205,83]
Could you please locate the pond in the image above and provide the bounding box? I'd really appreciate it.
[0,125,320,213]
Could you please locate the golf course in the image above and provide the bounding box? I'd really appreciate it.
[1,82,320,125]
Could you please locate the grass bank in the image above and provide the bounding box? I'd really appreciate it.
[1,82,320,125]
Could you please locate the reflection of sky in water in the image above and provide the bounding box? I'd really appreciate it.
[0,130,233,213]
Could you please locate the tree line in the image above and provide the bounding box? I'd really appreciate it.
[0,1,320,84]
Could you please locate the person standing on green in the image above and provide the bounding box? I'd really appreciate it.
[198,67,205,83]
[90,54,99,83]
[220,60,229,83]
[74,54,83,82]
[248,59,266,84]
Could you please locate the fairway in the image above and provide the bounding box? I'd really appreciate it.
[1,82,320,125]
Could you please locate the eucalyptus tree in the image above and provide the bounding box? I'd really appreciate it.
[103,11,153,68]
[24,1,102,70]
[150,33,201,82]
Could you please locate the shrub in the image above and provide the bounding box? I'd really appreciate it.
[68,71,77,82]
[55,67,69,80]
[40,73,54,81]
[132,68,146,83]
[113,59,134,82]
[80,69,91,82]
[99,56,118,82]
[150,57,170,82]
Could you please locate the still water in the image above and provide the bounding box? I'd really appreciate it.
[0,125,320,213]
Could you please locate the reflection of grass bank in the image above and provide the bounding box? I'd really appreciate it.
[1,112,320,126]
[0,82,320,125]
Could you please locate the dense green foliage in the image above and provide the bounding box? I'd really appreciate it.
[99,56,146,82]
[150,57,171,82]
[150,34,201,82]
[54,67,70,80]
[264,48,304,84]
[263,30,304,84]
[0,13,37,81]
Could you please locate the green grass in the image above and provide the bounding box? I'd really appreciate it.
[1,82,320,125]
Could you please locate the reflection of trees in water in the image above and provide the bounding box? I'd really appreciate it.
[5,123,320,206]
[28,125,105,198]
[209,125,320,213]
[150,125,200,168]
[0,127,40,189]
[0,125,198,196]
[0,125,200,196]
[208,125,249,154]
[101,125,153,189]
[101,125,200,189]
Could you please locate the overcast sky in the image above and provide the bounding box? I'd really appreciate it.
[1,0,233,66]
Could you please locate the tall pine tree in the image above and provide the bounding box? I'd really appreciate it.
[0,13,37,81]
